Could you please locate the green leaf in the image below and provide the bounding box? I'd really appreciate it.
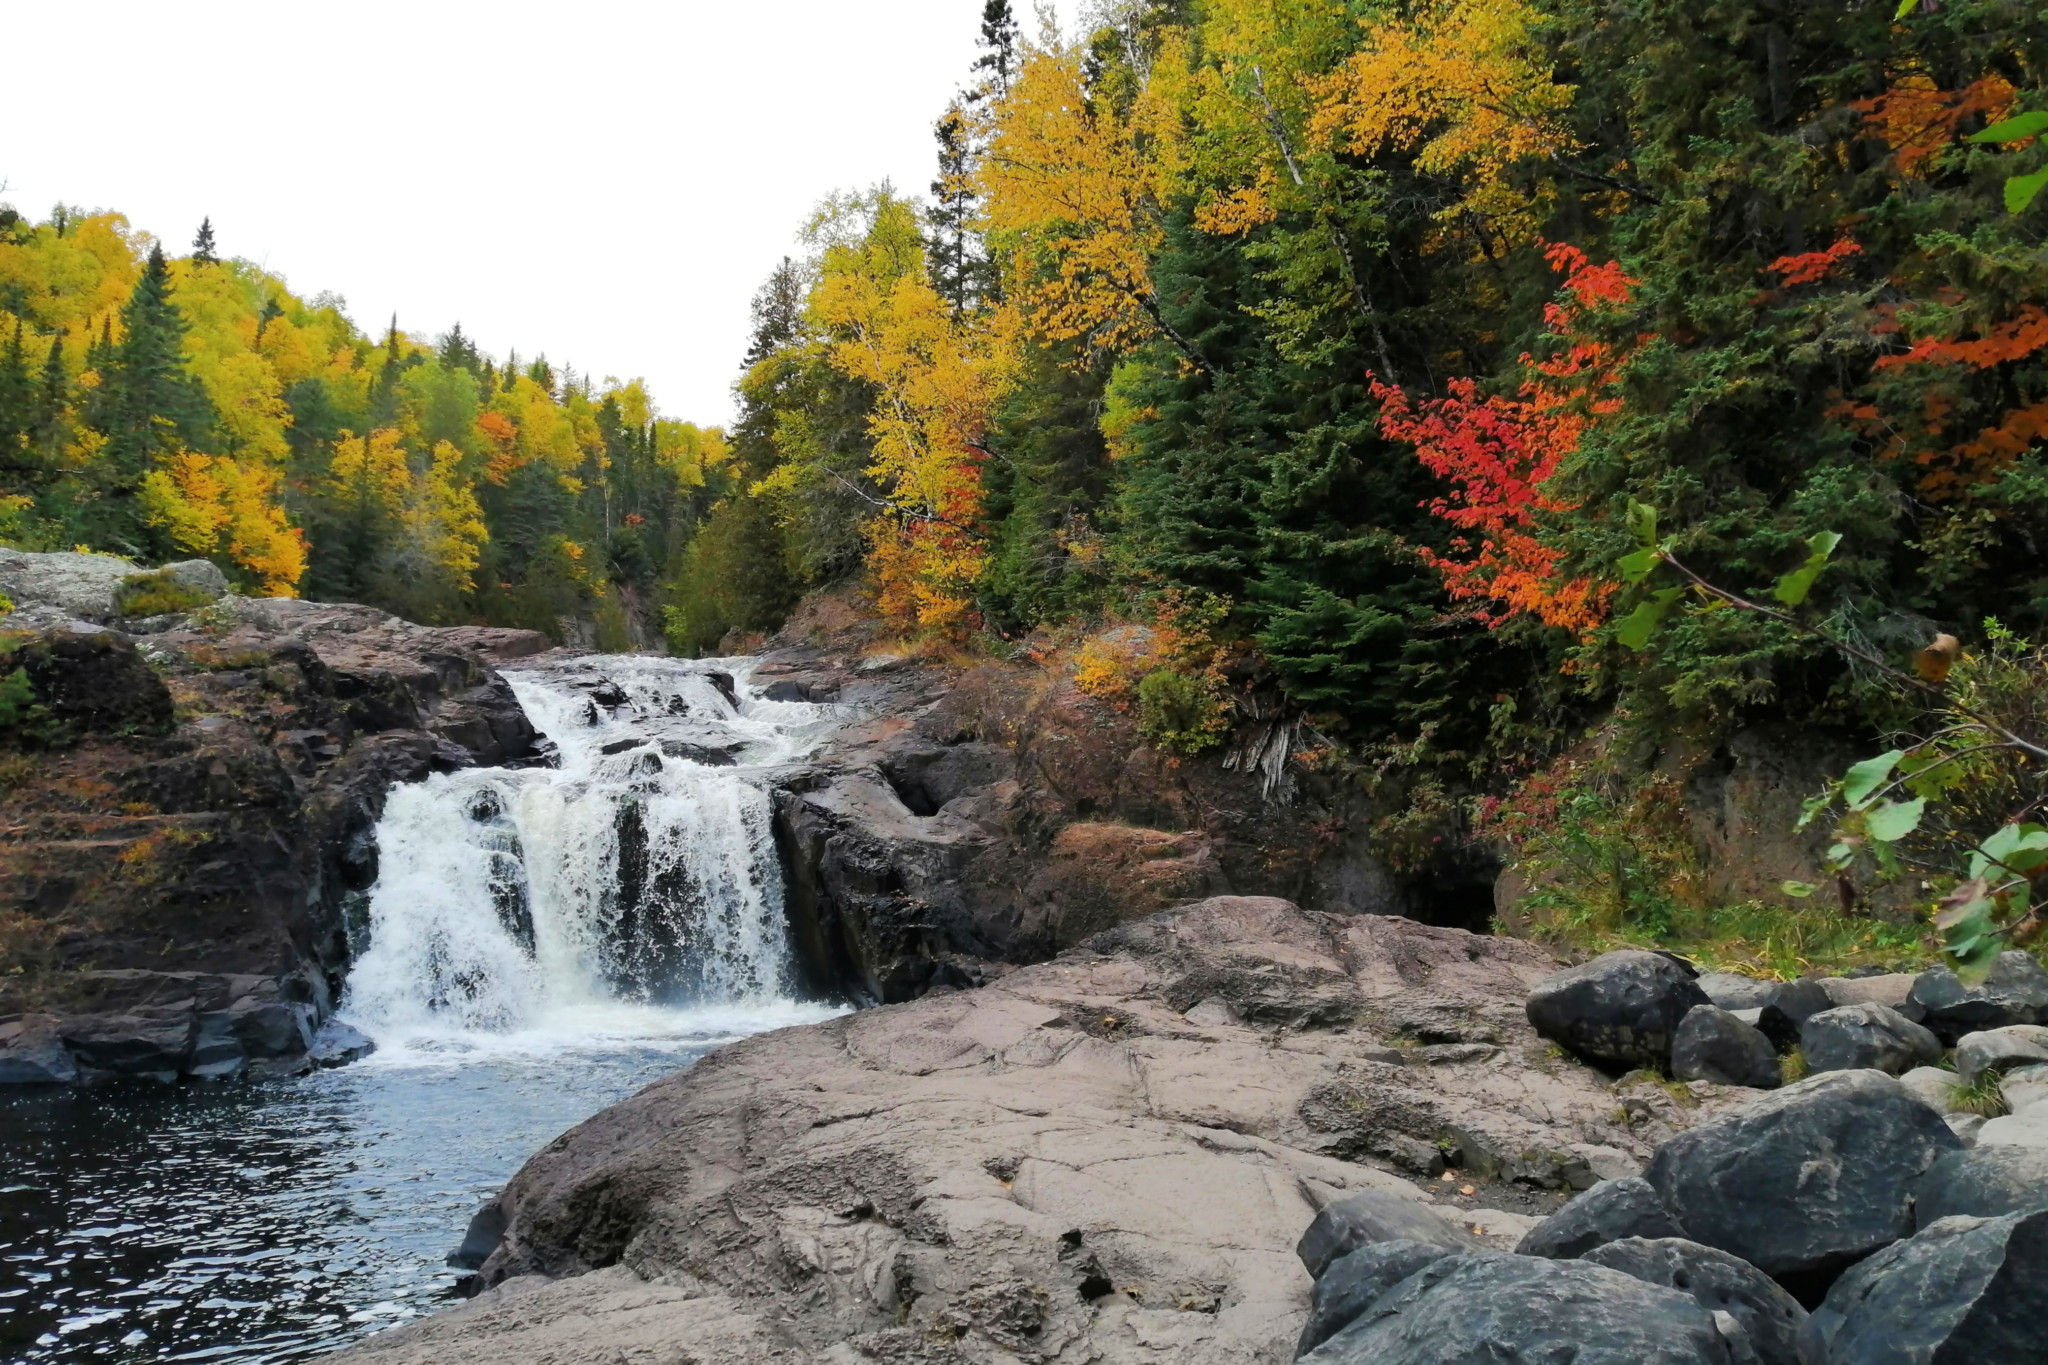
[1893,0,1918,17]
[2005,166,2048,215]
[1968,111,2048,143]
[1617,547,1661,584]
[1842,750,1905,809]
[1826,841,1855,868]
[1615,587,1683,649]
[1969,823,2048,879]
[1781,880,1816,899]
[1864,797,1926,843]
[1626,500,1657,546]
[1772,531,1842,607]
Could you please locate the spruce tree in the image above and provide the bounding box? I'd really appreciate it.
[0,319,31,473]
[972,0,1019,98]
[97,244,216,543]
[928,103,980,314]
[191,217,218,265]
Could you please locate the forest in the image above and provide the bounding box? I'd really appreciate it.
[4,0,2047,961]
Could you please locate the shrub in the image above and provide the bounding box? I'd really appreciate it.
[1137,667,1229,756]
[114,570,214,618]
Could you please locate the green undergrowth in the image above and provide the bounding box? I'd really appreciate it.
[1518,895,1931,981]
[114,570,212,618]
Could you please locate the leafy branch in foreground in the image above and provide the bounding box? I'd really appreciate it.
[1616,502,2048,978]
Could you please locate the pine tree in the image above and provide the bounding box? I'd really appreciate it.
[370,316,405,427]
[100,245,215,485]
[928,103,981,314]
[439,322,483,376]
[191,217,218,265]
[972,0,1019,99]
[0,319,31,473]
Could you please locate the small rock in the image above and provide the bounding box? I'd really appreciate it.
[1672,1004,1781,1088]
[1897,1065,1960,1114]
[1516,1176,1685,1259]
[1296,1240,1458,1357]
[1953,1024,2048,1083]
[1977,1105,2048,1149]
[759,679,814,702]
[1563,1143,1643,1187]
[1914,1146,2048,1226]
[309,1020,376,1069]
[2001,1062,2048,1114]
[1756,979,1834,1051]
[1298,1253,1738,1364]
[1296,1188,1479,1278]
[1582,1237,1808,1365]
[1460,1208,1541,1247]
[1799,1002,1942,1076]
[1180,995,1240,1028]
[1946,1113,1986,1144]
[1909,952,2048,1044]
[1697,972,1776,1011]
[1800,1210,2048,1365]
[1644,1069,1963,1281]
[1525,950,1710,1070]
[447,1201,507,1270]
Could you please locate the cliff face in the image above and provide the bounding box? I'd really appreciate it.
[0,556,548,1083]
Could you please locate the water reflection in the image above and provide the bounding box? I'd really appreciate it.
[1,1032,734,1364]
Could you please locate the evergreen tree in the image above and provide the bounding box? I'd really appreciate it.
[972,0,1019,98]
[191,217,217,265]
[370,316,405,427]
[94,244,216,549]
[928,103,983,314]
[0,319,31,473]
[438,322,483,377]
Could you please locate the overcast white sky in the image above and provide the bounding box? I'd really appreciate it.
[2,0,1080,425]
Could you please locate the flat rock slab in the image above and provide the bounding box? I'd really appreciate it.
[330,899,1725,1365]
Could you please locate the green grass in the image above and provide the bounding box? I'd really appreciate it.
[1520,893,1929,980]
[1950,1071,2010,1118]
[114,570,213,618]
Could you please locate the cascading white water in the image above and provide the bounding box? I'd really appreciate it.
[341,657,840,1049]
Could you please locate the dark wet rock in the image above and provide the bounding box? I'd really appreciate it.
[656,737,740,767]
[1296,1240,1458,1358]
[1756,979,1834,1051]
[0,1014,79,1084]
[309,1019,376,1069]
[447,1200,507,1271]
[1909,952,2048,1044]
[1296,1252,1738,1364]
[1913,1146,2048,1226]
[1515,1176,1685,1259]
[60,1005,197,1081]
[759,679,815,702]
[1524,950,1711,1069]
[1800,1210,2048,1365]
[1672,1004,1781,1088]
[1583,1237,1807,1365]
[186,1010,248,1080]
[1800,1002,1942,1076]
[1296,1187,1479,1277]
[1645,1069,1964,1285]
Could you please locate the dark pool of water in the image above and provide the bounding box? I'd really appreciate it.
[0,1042,714,1364]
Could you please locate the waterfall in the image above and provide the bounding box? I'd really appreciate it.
[341,657,835,1044]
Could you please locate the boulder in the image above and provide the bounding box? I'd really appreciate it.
[1756,979,1833,1051]
[2001,1062,2048,1114]
[1525,950,1710,1069]
[1953,1024,2048,1083]
[1800,1211,2048,1365]
[185,1011,248,1080]
[0,1014,79,1084]
[1644,1069,1963,1283]
[1297,1252,1740,1364]
[1898,1065,1960,1114]
[1697,972,1775,1011]
[1818,973,1921,1016]
[1672,1004,1781,1088]
[1914,1146,2048,1226]
[1516,1176,1686,1259]
[0,548,139,619]
[1295,1240,1458,1357]
[1977,1106,2048,1149]
[59,1006,197,1081]
[309,1019,376,1069]
[1946,1113,1986,1144]
[1582,1237,1808,1365]
[1799,1003,1942,1076]
[1909,953,2048,1043]
[1295,1187,1478,1278]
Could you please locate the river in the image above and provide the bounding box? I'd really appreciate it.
[0,657,843,1364]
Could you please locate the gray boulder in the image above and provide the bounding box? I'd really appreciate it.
[1525,950,1710,1069]
[0,1015,80,1084]
[1819,973,1922,1015]
[1898,1065,1961,1114]
[1977,1105,2048,1148]
[1672,1004,1781,1088]
[1909,952,2048,1043]
[1697,972,1775,1011]
[309,1019,376,1069]
[1756,979,1833,1051]
[1517,1176,1687,1259]
[1914,1146,2048,1226]
[1799,1003,1942,1076]
[2002,1062,2048,1113]
[0,548,138,619]
[59,1006,198,1082]
[1800,1211,2048,1365]
[1298,1252,1740,1364]
[1644,1069,1963,1281]
[1295,1240,1458,1357]
[1296,1188,1478,1278]
[1953,1024,2048,1083]
[1583,1237,1808,1365]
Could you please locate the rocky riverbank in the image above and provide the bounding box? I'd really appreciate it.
[0,550,546,1083]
